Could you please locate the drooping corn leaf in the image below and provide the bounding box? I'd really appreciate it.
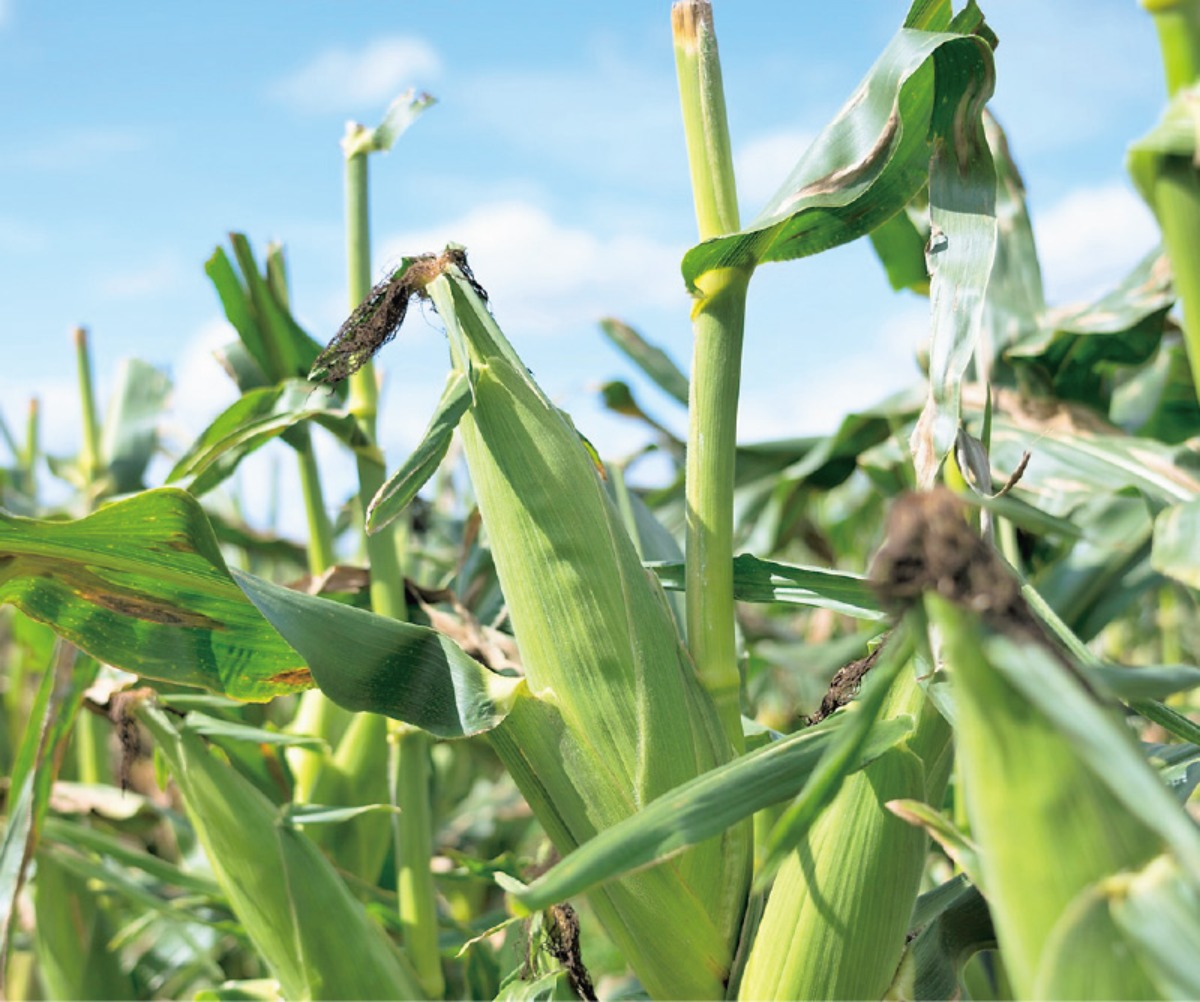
[988,413,1200,518]
[166,380,369,497]
[139,703,423,1000]
[0,489,308,701]
[1113,334,1200,443]
[366,371,470,534]
[652,554,886,619]
[910,11,998,481]
[680,2,994,289]
[505,712,912,913]
[1006,251,1173,411]
[598,318,690,406]
[231,568,521,738]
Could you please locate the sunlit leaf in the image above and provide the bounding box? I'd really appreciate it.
[0,489,308,701]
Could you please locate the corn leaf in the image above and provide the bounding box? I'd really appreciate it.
[231,567,521,738]
[507,713,912,913]
[651,554,886,619]
[0,489,307,701]
[139,703,423,1001]
[680,2,994,289]
[100,358,172,494]
[366,371,470,534]
[598,318,690,406]
[167,381,368,496]
[1151,496,1200,589]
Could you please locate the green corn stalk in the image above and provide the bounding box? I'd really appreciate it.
[737,640,952,1000]
[1130,0,1200,404]
[879,489,1173,999]
[417,257,751,1000]
[138,701,423,1001]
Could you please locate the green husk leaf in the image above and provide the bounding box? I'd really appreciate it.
[366,370,470,534]
[139,702,423,1000]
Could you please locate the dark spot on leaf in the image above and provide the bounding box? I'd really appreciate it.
[268,667,313,689]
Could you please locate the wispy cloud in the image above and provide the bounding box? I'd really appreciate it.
[735,128,815,211]
[379,200,689,336]
[268,36,441,114]
[2,127,148,170]
[1032,181,1159,305]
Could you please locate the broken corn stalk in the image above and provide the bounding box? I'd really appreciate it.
[738,640,952,1000]
[422,260,751,1000]
[138,702,422,1001]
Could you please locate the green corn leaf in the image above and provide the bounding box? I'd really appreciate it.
[651,554,886,619]
[1005,250,1172,410]
[507,713,912,913]
[33,847,136,1001]
[166,380,370,497]
[895,877,996,1002]
[139,702,423,1001]
[598,317,690,405]
[680,2,994,290]
[99,358,172,494]
[1152,495,1200,588]
[366,370,470,534]
[231,567,521,738]
[0,489,308,701]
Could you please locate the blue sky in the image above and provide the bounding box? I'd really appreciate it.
[0,0,1164,531]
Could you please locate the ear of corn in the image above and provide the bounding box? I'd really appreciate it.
[880,488,1183,1000]
[138,702,423,1001]
[738,653,952,1000]
[422,262,751,1000]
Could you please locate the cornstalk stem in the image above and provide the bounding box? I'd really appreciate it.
[72,327,102,485]
[1143,0,1200,93]
[344,136,441,998]
[674,0,748,752]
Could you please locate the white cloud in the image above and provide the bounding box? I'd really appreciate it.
[735,128,814,210]
[739,301,927,441]
[2,128,147,170]
[92,255,184,301]
[1031,181,1159,305]
[378,200,689,336]
[269,37,441,114]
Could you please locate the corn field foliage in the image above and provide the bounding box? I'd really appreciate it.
[5,0,1200,999]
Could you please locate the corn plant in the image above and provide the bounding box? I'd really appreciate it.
[5,1,1200,1000]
